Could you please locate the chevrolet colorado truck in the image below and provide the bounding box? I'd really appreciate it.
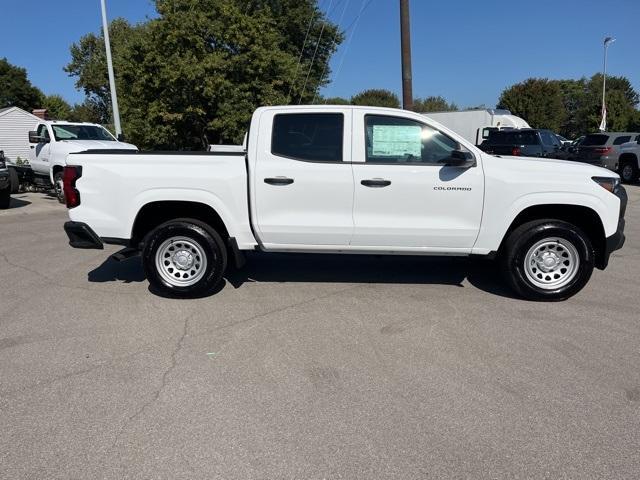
[62,106,626,301]
[27,120,137,203]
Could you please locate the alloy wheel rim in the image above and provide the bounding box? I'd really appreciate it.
[155,236,209,287]
[524,237,580,290]
[622,164,633,181]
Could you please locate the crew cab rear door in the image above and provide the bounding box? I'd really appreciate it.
[350,111,484,249]
[251,108,354,246]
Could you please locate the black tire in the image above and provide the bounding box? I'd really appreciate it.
[9,167,19,194]
[54,171,65,204]
[142,218,227,298]
[619,159,638,184]
[500,219,594,301]
[0,186,10,209]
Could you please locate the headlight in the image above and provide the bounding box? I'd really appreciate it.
[592,176,620,194]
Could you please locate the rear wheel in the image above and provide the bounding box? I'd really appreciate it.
[142,219,227,298]
[501,219,594,301]
[619,160,638,184]
[53,171,65,203]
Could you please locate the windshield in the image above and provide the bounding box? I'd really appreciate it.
[51,124,116,141]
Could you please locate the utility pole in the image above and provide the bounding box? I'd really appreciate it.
[100,0,122,138]
[399,0,413,110]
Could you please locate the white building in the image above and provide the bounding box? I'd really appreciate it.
[0,107,41,165]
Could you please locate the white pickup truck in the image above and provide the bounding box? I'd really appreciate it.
[62,106,626,301]
[27,120,137,202]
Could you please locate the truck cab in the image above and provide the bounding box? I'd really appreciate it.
[28,121,137,202]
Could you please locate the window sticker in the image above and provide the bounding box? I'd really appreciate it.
[372,125,421,158]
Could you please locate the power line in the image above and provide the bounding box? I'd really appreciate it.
[324,0,374,102]
[298,0,335,104]
[312,0,351,104]
[287,0,326,103]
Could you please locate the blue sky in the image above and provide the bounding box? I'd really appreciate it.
[1,0,639,108]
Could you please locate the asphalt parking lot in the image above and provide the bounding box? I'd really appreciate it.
[1,187,639,479]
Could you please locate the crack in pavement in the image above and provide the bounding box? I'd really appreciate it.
[109,314,192,452]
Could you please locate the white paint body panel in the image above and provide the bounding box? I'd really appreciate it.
[66,105,622,257]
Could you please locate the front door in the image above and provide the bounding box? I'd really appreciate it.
[252,109,354,247]
[29,124,52,175]
[350,112,484,250]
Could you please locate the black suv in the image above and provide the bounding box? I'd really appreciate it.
[479,129,564,158]
[1,150,11,209]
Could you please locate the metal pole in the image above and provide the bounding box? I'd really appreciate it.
[100,0,122,137]
[602,42,607,130]
[399,0,413,110]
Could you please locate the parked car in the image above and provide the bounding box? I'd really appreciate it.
[62,105,625,302]
[27,121,137,203]
[423,108,530,145]
[478,128,564,158]
[573,132,640,173]
[617,137,640,183]
[0,150,11,209]
[556,134,572,146]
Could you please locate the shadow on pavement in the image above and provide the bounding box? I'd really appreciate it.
[86,251,519,299]
[7,196,31,209]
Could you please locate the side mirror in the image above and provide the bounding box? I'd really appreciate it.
[442,149,475,167]
[28,131,48,144]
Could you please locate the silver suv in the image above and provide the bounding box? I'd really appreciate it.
[574,132,640,173]
[0,150,10,209]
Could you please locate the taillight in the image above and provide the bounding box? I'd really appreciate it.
[63,166,82,209]
[593,147,613,155]
[511,146,521,156]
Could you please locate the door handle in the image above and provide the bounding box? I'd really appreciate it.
[264,177,294,186]
[361,178,391,188]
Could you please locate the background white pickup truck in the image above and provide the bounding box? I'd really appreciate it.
[28,120,137,202]
[63,106,626,301]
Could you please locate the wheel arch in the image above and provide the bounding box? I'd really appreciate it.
[131,200,230,247]
[498,204,607,269]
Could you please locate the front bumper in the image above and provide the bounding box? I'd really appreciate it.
[599,186,627,269]
[64,221,104,249]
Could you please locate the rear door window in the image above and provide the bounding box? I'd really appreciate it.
[581,134,609,146]
[613,136,631,145]
[271,113,344,162]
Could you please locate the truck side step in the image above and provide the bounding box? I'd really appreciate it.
[111,247,140,262]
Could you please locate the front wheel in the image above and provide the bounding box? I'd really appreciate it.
[54,171,65,204]
[501,220,594,301]
[142,219,227,298]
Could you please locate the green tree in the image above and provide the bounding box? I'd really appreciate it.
[66,1,343,149]
[68,99,105,124]
[42,95,73,120]
[578,74,639,134]
[412,95,457,112]
[350,89,400,108]
[0,58,43,110]
[497,78,565,132]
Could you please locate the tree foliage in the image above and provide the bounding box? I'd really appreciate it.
[0,58,43,111]
[41,95,73,120]
[498,78,565,132]
[412,96,457,113]
[499,75,640,138]
[350,89,400,108]
[66,0,343,149]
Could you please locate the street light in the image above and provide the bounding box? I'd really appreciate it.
[100,0,122,138]
[599,36,616,132]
